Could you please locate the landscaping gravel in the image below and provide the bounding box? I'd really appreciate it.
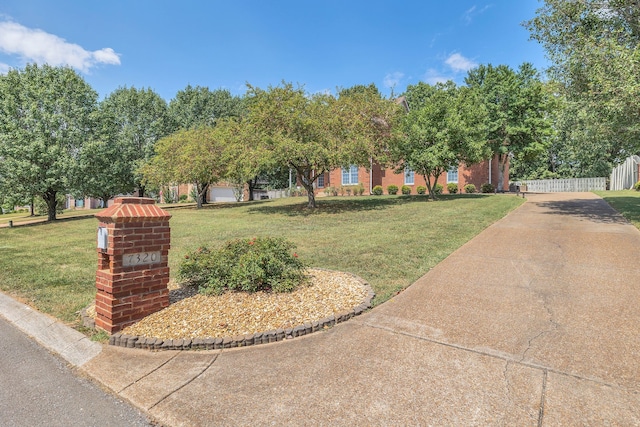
[119,268,369,340]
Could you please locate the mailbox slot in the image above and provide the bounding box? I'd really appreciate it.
[97,227,108,250]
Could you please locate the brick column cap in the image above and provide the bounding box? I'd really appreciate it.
[95,197,172,223]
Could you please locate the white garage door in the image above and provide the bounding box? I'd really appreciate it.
[209,187,237,203]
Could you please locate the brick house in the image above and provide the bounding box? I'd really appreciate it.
[311,155,508,195]
[308,95,509,196]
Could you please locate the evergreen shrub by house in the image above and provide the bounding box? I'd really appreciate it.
[634,181,640,191]
[416,185,427,195]
[433,183,444,195]
[464,184,477,194]
[447,183,458,194]
[401,185,411,195]
[481,183,495,193]
[179,237,307,295]
[387,184,399,195]
[372,185,383,195]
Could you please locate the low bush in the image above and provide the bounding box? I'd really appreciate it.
[323,186,339,197]
[433,183,444,195]
[416,185,427,195]
[464,184,477,194]
[372,185,383,195]
[401,185,411,195]
[179,237,307,295]
[481,183,495,193]
[178,194,188,202]
[447,183,458,194]
[634,181,640,191]
[387,184,399,195]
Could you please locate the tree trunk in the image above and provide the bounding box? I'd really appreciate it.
[100,194,112,208]
[138,185,145,198]
[195,183,207,209]
[297,172,317,208]
[305,185,317,208]
[44,190,57,221]
[202,183,209,205]
[423,174,435,201]
[247,176,258,201]
[497,153,508,192]
[30,197,35,216]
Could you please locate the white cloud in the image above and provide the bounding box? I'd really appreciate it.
[0,62,10,74]
[463,4,492,24]
[0,20,121,73]
[424,69,450,85]
[444,53,477,73]
[92,48,120,65]
[383,72,404,89]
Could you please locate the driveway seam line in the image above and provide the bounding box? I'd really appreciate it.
[537,369,547,427]
[362,321,634,392]
[118,351,182,393]
[147,353,219,411]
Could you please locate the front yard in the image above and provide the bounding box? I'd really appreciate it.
[0,194,523,327]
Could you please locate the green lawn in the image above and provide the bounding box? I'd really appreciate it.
[0,194,523,327]
[0,208,103,226]
[594,190,640,229]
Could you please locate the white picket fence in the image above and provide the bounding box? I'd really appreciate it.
[610,155,640,190]
[516,177,607,193]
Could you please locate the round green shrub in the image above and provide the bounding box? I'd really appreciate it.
[481,183,495,193]
[447,183,458,194]
[179,237,307,295]
[433,183,444,195]
[372,185,383,195]
[634,181,640,191]
[401,185,411,195]
[416,185,427,195]
[464,184,477,194]
[387,184,399,195]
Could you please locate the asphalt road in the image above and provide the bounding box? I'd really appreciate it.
[0,316,153,427]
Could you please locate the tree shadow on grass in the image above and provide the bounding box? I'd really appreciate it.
[594,197,640,226]
[536,197,633,225]
[246,194,491,217]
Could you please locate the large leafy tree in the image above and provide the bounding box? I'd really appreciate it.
[216,118,275,201]
[71,103,136,205]
[246,82,402,208]
[526,0,640,174]
[141,127,227,209]
[168,85,245,130]
[397,81,488,199]
[465,63,553,190]
[100,86,171,197]
[0,64,97,221]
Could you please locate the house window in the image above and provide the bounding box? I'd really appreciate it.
[342,165,359,185]
[317,174,325,188]
[405,168,415,185]
[447,166,459,183]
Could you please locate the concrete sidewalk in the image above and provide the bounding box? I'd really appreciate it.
[3,192,640,425]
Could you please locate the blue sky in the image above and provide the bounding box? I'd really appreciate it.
[0,1,547,101]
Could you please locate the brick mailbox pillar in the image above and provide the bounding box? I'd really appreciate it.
[94,197,172,334]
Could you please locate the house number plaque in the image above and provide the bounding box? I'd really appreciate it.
[123,251,162,267]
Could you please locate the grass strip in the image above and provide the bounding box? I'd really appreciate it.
[594,190,640,229]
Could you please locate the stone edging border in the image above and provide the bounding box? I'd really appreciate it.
[82,270,374,351]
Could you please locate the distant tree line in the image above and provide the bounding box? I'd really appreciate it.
[0,60,556,219]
